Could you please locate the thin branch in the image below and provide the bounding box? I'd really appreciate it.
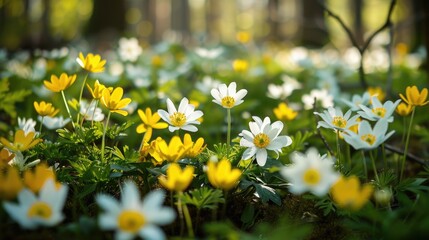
[384,143,428,166]
[313,98,335,157]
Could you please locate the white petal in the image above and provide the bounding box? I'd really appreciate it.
[166,98,177,114]
[96,194,121,214]
[145,208,176,225]
[186,110,203,122]
[255,149,268,166]
[181,125,198,132]
[228,82,237,96]
[121,181,141,209]
[240,138,254,148]
[142,190,165,213]
[157,110,171,124]
[139,225,166,240]
[242,147,257,160]
[249,122,261,135]
[210,89,222,102]
[218,84,228,97]
[98,213,118,230]
[115,230,135,240]
[178,97,189,113]
[3,202,37,229]
[234,89,247,102]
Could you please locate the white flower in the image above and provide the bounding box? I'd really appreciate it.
[195,47,223,59]
[358,96,400,122]
[80,100,105,122]
[158,97,203,132]
[302,89,334,110]
[239,116,292,166]
[3,179,68,229]
[314,107,359,132]
[38,116,71,130]
[342,119,394,150]
[280,148,340,197]
[267,75,302,100]
[18,117,37,134]
[118,38,142,62]
[9,151,40,171]
[211,82,247,109]
[342,92,371,111]
[196,76,221,94]
[96,181,175,240]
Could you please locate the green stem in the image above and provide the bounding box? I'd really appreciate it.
[181,196,194,237]
[369,150,379,182]
[61,90,75,129]
[382,143,387,169]
[177,194,184,236]
[77,73,89,123]
[101,111,111,163]
[361,151,368,180]
[38,116,44,135]
[227,108,231,155]
[336,130,342,170]
[400,107,415,182]
[222,190,228,219]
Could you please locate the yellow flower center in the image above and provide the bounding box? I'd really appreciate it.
[361,134,376,145]
[170,112,187,127]
[27,201,52,219]
[253,133,270,148]
[117,210,146,233]
[332,116,347,128]
[221,96,235,108]
[372,107,386,117]
[303,168,321,185]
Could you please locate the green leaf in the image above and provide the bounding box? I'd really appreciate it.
[180,187,225,210]
[0,78,31,118]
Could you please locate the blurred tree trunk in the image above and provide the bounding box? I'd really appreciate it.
[205,0,221,41]
[142,0,157,43]
[171,0,190,41]
[352,0,364,45]
[300,0,328,47]
[267,0,281,41]
[413,0,429,79]
[86,0,126,46]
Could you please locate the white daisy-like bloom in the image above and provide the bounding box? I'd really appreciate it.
[37,116,71,130]
[96,181,175,240]
[280,148,340,197]
[118,38,142,62]
[314,107,360,132]
[301,89,334,110]
[194,47,223,59]
[342,92,371,111]
[9,151,40,171]
[158,97,203,132]
[211,82,247,109]
[239,116,292,166]
[3,179,68,229]
[267,75,302,100]
[358,96,401,123]
[196,76,221,94]
[80,100,105,122]
[342,119,394,150]
[18,117,37,134]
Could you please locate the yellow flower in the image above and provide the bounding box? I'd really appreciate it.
[273,102,298,121]
[183,133,205,158]
[0,129,42,152]
[136,108,168,142]
[330,175,373,211]
[100,87,132,116]
[151,55,163,67]
[87,80,112,99]
[0,148,15,169]
[149,137,189,165]
[76,52,106,73]
[233,59,248,73]
[396,102,413,116]
[23,163,61,193]
[367,86,385,102]
[236,31,251,44]
[207,159,241,191]
[34,101,60,117]
[0,167,24,200]
[399,86,429,107]
[43,73,77,92]
[158,163,194,192]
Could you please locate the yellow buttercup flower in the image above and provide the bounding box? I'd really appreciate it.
[399,86,428,107]
[43,73,77,92]
[0,148,15,169]
[0,129,42,152]
[330,175,373,211]
[236,31,251,44]
[34,101,60,117]
[183,133,206,158]
[136,108,168,142]
[0,167,24,200]
[273,102,298,121]
[100,87,132,116]
[367,86,385,102]
[151,55,163,67]
[76,52,106,73]
[87,80,112,100]
[207,159,241,191]
[149,137,189,164]
[23,163,61,193]
[158,163,194,192]
[396,102,413,116]
[233,59,248,73]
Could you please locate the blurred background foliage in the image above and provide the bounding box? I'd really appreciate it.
[0,0,427,52]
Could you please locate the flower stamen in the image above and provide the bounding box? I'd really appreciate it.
[253,133,270,148]
[221,96,235,108]
[170,112,187,127]
[332,116,347,128]
[302,169,321,185]
[361,134,376,145]
[118,210,146,233]
[27,202,52,219]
